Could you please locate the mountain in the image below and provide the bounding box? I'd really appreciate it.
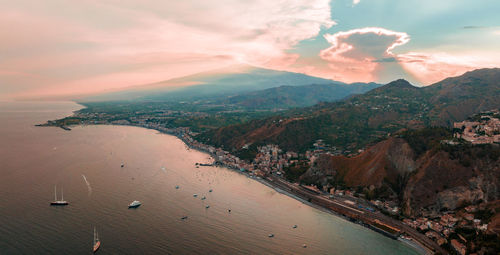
[82,66,338,102]
[196,68,500,153]
[213,82,381,110]
[425,68,500,126]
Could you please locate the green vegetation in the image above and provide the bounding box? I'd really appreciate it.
[283,161,310,182]
[400,127,453,157]
[232,143,262,161]
[198,79,434,154]
[442,143,500,166]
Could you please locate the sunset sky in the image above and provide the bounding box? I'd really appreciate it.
[1,0,499,99]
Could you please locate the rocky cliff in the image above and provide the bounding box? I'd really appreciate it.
[303,137,415,188]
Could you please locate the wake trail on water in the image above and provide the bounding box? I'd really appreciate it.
[81,174,92,195]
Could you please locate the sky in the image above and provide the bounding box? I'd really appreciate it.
[1,0,499,99]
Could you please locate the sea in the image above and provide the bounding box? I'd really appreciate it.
[0,101,420,254]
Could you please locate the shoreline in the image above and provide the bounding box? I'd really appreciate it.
[44,122,435,254]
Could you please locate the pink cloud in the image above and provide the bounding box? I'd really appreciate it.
[319,27,409,82]
[321,28,409,60]
[317,27,498,85]
[0,0,335,99]
[397,52,498,85]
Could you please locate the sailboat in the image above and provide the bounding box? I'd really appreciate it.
[50,185,68,206]
[93,227,101,253]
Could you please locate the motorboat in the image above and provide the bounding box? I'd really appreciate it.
[128,200,141,208]
[93,227,101,253]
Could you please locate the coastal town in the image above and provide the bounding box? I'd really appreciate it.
[182,133,494,255]
[40,107,500,255]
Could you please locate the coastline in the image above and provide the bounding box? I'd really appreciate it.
[44,122,435,255]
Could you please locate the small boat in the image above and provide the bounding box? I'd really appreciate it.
[181,216,188,220]
[121,163,124,168]
[93,227,101,253]
[193,194,198,197]
[228,209,231,213]
[268,234,274,238]
[208,189,213,193]
[201,196,206,200]
[292,225,298,229]
[50,185,68,206]
[205,205,210,209]
[128,200,141,208]
[175,185,180,189]
[302,244,307,248]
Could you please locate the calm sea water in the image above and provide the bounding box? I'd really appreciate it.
[0,101,419,254]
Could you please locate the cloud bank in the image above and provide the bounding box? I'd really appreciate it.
[0,0,334,98]
[1,1,498,98]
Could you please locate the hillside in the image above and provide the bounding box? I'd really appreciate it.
[425,68,500,126]
[303,137,416,188]
[197,68,500,154]
[303,126,499,212]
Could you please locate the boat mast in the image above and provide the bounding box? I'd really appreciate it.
[54,185,57,201]
[61,187,64,201]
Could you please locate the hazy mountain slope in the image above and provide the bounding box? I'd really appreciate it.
[82,66,337,102]
[217,82,381,110]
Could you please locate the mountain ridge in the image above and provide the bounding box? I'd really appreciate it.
[82,66,340,102]
[216,82,381,110]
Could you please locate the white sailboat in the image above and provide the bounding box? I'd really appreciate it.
[50,185,68,206]
[93,226,101,253]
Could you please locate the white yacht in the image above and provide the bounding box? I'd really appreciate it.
[128,200,141,208]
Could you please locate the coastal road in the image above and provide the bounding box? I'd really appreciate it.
[266,176,446,255]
